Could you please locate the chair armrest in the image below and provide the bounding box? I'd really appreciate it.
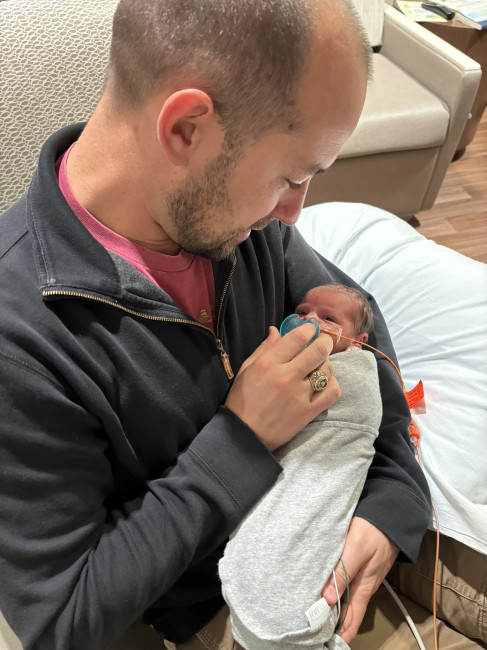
[381,5,481,208]
[382,5,481,109]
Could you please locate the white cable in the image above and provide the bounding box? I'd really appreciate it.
[383,579,427,650]
[332,568,341,621]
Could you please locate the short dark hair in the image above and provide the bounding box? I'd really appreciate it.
[107,0,370,146]
[326,284,374,334]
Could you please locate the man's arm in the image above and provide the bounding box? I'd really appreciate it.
[0,323,337,649]
[0,354,281,649]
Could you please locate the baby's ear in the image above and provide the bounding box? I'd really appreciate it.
[357,332,368,345]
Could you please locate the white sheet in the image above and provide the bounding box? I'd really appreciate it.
[297,202,487,555]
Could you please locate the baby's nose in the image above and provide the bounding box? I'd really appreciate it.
[302,311,319,321]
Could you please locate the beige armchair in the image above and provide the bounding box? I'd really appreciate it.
[0,0,481,221]
[304,4,482,219]
[0,0,118,215]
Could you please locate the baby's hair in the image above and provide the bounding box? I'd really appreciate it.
[324,284,374,335]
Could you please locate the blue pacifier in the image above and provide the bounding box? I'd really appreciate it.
[279,314,321,347]
[280,314,342,351]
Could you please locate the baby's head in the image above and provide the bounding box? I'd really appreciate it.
[295,284,374,353]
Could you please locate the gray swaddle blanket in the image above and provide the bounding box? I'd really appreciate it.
[219,350,383,650]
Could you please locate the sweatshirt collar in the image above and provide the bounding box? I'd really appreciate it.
[28,125,235,309]
[28,123,125,299]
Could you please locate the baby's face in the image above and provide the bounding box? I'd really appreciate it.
[295,286,361,353]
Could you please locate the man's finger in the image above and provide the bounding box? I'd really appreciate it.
[321,517,372,604]
[321,518,400,643]
[321,556,350,604]
[237,326,280,373]
[290,331,334,377]
[321,559,366,643]
[239,323,319,375]
[336,583,370,644]
[241,323,334,381]
[270,322,323,364]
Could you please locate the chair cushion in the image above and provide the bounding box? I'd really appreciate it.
[339,54,450,158]
[0,0,117,214]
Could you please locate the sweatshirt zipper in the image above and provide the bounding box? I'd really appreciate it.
[42,257,237,380]
[213,256,236,380]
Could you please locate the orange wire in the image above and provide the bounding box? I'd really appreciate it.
[328,331,406,387]
[322,327,440,649]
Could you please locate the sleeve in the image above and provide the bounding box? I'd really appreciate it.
[0,353,281,650]
[280,224,431,562]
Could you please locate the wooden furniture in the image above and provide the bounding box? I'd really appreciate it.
[421,23,487,156]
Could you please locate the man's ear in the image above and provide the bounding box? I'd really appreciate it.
[156,89,216,166]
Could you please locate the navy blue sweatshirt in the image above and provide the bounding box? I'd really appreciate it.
[0,125,430,649]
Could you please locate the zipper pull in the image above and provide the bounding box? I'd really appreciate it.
[216,339,234,380]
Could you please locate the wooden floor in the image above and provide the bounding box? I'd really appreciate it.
[414,110,487,264]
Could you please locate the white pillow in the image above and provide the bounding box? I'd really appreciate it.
[297,202,487,555]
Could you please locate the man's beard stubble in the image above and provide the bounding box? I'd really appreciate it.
[165,145,273,261]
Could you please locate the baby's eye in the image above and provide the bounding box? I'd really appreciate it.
[324,317,335,323]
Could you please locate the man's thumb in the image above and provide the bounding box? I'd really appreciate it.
[238,326,280,372]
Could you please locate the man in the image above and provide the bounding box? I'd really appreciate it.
[0,0,430,649]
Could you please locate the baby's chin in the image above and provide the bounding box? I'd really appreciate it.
[334,342,362,354]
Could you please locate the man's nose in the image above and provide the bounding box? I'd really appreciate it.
[270,180,310,226]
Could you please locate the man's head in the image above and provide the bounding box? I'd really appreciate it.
[295,284,374,353]
[79,0,370,260]
[107,0,371,148]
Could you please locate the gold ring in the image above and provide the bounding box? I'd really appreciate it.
[308,370,328,392]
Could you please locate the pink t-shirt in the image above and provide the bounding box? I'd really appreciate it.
[57,146,215,330]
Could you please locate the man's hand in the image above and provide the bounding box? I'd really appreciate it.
[321,517,399,644]
[225,325,339,451]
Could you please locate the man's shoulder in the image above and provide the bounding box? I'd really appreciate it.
[0,194,44,318]
[0,195,30,263]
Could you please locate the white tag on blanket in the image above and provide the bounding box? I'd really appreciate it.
[305,597,329,632]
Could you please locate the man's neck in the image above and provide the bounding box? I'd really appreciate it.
[66,101,181,255]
